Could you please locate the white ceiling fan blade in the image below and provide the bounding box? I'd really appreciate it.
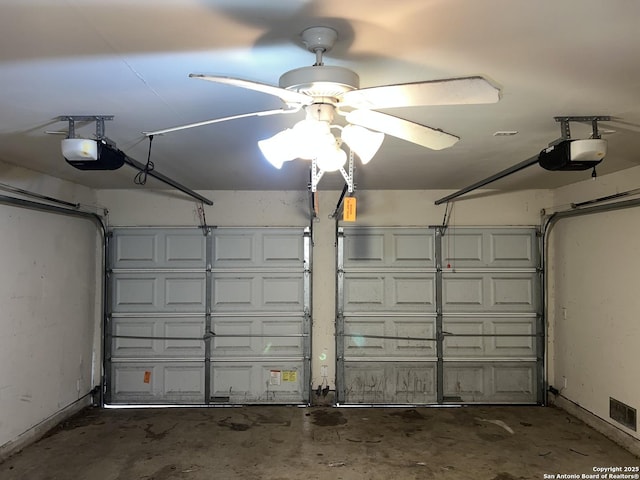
[346,109,459,150]
[341,76,500,109]
[144,107,300,136]
[190,74,314,107]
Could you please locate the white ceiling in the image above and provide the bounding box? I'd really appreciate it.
[1,0,639,193]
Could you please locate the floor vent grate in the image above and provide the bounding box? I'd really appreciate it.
[610,397,636,431]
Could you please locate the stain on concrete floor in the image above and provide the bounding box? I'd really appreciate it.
[311,409,347,426]
[1,405,637,480]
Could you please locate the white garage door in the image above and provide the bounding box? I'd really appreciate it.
[337,226,542,405]
[106,227,310,405]
[441,228,542,403]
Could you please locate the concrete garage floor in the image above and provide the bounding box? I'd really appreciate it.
[1,406,637,480]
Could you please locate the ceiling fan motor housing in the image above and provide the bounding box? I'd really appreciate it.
[279,65,360,102]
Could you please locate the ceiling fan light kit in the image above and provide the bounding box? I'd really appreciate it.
[259,115,351,172]
[341,124,385,165]
[145,25,501,190]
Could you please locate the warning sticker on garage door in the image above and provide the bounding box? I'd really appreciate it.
[270,370,297,385]
[283,371,297,382]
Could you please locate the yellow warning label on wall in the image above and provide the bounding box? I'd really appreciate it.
[343,197,356,222]
[282,371,297,382]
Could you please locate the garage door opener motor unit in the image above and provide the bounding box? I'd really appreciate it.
[538,138,607,172]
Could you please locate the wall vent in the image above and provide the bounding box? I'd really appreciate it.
[610,397,637,431]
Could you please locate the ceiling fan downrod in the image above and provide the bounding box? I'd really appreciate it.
[301,26,338,66]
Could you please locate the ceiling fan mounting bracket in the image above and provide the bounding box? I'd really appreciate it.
[301,26,338,55]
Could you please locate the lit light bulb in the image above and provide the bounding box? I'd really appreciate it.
[292,119,332,160]
[316,145,347,172]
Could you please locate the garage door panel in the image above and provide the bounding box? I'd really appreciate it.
[442,277,484,308]
[213,273,304,312]
[114,234,157,267]
[492,277,535,308]
[113,321,155,354]
[165,277,206,308]
[344,274,435,312]
[344,228,435,268]
[214,229,303,268]
[491,319,536,355]
[212,317,304,357]
[443,232,483,265]
[263,233,303,263]
[443,321,485,356]
[442,229,538,268]
[493,364,536,400]
[344,319,385,353]
[344,362,437,404]
[112,273,206,313]
[444,364,485,400]
[164,365,205,398]
[211,363,303,403]
[444,362,537,403]
[442,273,538,313]
[164,321,204,352]
[392,233,435,264]
[112,229,206,269]
[263,276,304,306]
[489,232,535,265]
[393,277,435,306]
[345,232,385,263]
[112,317,205,357]
[344,317,435,357]
[443,317,537,358]
[344,276,385,307]
[112,362,205,404]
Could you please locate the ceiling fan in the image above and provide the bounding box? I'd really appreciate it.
[146,26,501,171]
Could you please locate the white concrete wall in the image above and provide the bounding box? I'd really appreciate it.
[0,162,100,452]
[98,187,552,392]
[548,166,640,441]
